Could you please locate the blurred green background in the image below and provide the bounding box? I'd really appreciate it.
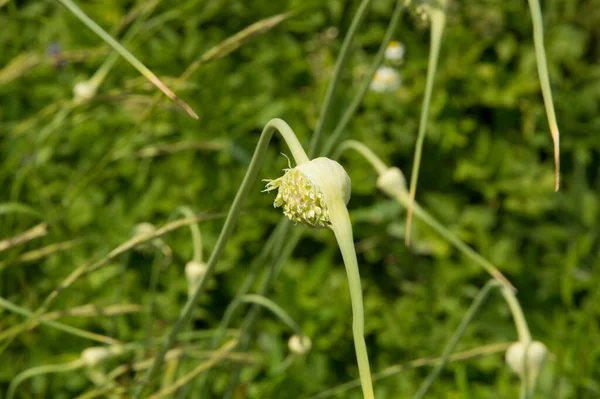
[1,0,599,397]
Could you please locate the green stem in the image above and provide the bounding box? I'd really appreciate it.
[501,288,531,343]
[527,0,560,191]
[7,359,85,399]
[335,140,513,290]
[132,118,306,398]
[308,0,373,157]
[334,140,387,174]
[177,206,204,263]
[412,280,501,399]
[405,0,447,245]
[407,199,514,290]
[0,297,118,345]
[329,204,374,399]
[321,0,405,156]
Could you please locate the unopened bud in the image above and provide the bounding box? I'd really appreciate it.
[505,341,548,382]
[185,261,207,298]
[376,167,406,196]
[288,335,311,355]
[81,347,110,367]
[73,81,97,102]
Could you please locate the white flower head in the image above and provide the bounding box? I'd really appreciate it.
[81,346,110,367]
[506,341,549,383]
[385,40,406,64]
[185,260,207,298]
[370,66,401,93]
[288,334,312,355]
[264,157,351,228]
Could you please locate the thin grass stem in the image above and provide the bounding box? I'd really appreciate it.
[0,297,118,345]
[412,280,501,399]
[321,0,405,156]
[176,206,204,263]
[308,0,373,156]
[405,0,447,245]
[309,342,512,399]
[7,359,85,399]
[527,0,560,191]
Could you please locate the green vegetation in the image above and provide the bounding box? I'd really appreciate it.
[1,0,599,398]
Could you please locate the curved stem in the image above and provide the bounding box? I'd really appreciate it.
[406,197,514,290]
[228,294,303,338]
[8,359,85,399]
[501,288,531,344]
[334,140,387,174]
[335,140,513,289]
[321,0,405,157]
[133,118,305,398]
[329,203,374,399]
[308,0,373,156]
[527,0,560,191]
[177,206,204,263]
[405,0,447,246]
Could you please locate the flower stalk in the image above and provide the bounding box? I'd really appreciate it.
[264,157,374,398]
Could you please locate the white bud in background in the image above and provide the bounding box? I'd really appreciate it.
[185,261,207,298]
[376,167,407,196]
[288,335,312,355]
[505,341,548,384]
[73,81,97,102]
[370,66,401,93]
[134,222,156,236]
[81,346,110,367]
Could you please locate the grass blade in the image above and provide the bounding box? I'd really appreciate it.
[527,0,560,191]
[0,296,118,345]
[55,0,198,119]
[412,280,501,399]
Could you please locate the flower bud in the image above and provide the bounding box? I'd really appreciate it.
[505,341,548,382]
[264,157,351,228]
[376,167,407,196]
[73,81,97,102]
[81,346,110,367]
[185,260,207,298]
[288,335,311,355]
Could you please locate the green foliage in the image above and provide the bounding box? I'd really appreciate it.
[1,0,599,397]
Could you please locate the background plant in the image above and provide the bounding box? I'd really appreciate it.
[1,0,599,398]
